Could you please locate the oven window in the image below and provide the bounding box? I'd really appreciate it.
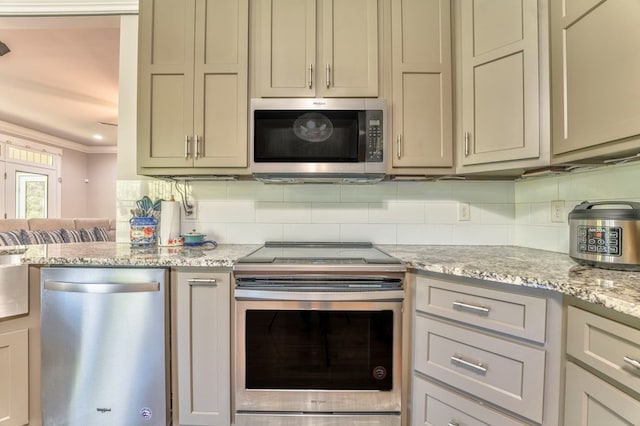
[253,110,360,162]
[245,310,394,390]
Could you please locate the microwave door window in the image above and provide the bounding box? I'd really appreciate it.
[254,110,360,162]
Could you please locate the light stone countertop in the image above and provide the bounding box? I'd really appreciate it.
[8,242,640,320]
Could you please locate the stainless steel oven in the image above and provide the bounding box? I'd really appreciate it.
[233,242,405,426]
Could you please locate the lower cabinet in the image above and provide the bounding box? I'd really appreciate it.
[410,274,563,425]
[0,328,29,426]
[564,362,640,425]
[564,304,640,425]
[174,270,230,426]
[412,375,527,426]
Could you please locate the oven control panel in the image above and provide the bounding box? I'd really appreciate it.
[577,225,622,256]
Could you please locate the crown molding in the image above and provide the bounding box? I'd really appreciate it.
[0,1,138,16]
[0,120,117,155]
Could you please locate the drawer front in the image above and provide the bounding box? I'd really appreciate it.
[566,306,640,394]
[414,315,545,423]
[564,362,640,425]
[412,375,528,426]
[415,277,547,343]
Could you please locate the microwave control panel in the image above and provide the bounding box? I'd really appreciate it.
[365,111,384,162]
[576,225,622,256]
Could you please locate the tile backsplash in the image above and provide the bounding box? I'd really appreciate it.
[116,161,640,252]
[116,179,516,245]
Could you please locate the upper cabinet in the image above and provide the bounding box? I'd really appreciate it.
[456,0,547,172]
[137,0,248,174]
[258,0,379,97]
[389,0,454,172]
[550,0,640,162]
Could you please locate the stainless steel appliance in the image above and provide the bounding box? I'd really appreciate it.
[233,242,405,426]
[41,267,169,426]
[569,201,640,270]
[250,98,387,183]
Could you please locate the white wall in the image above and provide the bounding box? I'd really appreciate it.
[60,148,88,217]
[87,153,117,218]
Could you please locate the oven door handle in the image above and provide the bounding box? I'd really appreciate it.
[234,288,404,302]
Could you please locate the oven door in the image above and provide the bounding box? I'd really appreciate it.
[235,289,403,414]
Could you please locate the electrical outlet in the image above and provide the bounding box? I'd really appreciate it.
[550,200,565,223]
[183,201,197,221]
[457,202,471,221]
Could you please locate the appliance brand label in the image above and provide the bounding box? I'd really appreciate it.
[139,407,153,420]
[96,408,111,414]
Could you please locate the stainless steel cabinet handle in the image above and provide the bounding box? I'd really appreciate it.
[184,135,190,159]
[396,135,402,159]
[451,354,488,374]
[195,134,201,159]
[464,131,470,157]
[448,422,459,426]
[452,301,490,315]
[325,63,331,88]
[623,356,640,369]
[188,278,217,287]
[308,64,313,89]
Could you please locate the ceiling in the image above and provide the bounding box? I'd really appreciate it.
[0,15,120,148]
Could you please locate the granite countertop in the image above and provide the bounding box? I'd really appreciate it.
[6,242,640,320]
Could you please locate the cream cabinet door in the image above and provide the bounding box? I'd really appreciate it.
[259,0,316,97]
[564,362,640,426]
[551,0,640,158]
[138,0,248,170]
[460,0,539,166]
[320,0,378,97]
[0,329,28,426]
[137,0,196,168]
[259,0,378,98]
[175,271,230,426]
[193,0,248,167]
[391,0,452,169]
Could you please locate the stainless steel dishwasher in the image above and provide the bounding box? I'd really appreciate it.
[41,267,169,426]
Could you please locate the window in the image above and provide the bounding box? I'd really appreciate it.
[2,141,61,219]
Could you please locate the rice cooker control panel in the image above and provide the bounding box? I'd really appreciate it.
[577,226,622,256]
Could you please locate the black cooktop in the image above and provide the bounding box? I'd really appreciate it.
[235,242,403,265]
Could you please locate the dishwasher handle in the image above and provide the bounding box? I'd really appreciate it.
[44,280,160,294]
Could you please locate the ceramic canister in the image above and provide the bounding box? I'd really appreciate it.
[130,216,158,245]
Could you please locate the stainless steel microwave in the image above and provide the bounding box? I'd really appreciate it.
[250,98,387,183]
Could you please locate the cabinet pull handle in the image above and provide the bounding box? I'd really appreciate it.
[195,134,201,159]
[326,63,331,88]
[188,278,217,287]
[464,131,470,157]
[451,354,488,374]
[184,135,190,159]
[452,301,490,315]
[448,423,459,426]
[396,135,402,159]
[308,64,313,89]
[623,356,640,369]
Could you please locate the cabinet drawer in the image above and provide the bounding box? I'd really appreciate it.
[564,362,640,425]
[415,277,547,343]
[566,306,640,394]
[412,375,528,426]
[414,315,545,423]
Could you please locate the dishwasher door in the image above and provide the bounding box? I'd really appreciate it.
[41,267,169,426]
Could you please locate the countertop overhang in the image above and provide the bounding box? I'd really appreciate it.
[8,242,640,319]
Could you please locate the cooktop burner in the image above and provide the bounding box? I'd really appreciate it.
[235,241,403,266]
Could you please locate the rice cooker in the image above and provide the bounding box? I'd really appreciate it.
[568,201,640,271]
